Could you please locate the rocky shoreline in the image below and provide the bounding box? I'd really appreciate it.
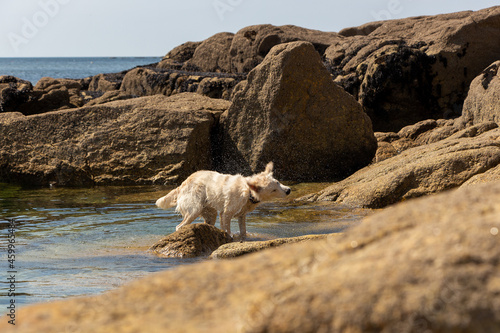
[1,6,500,332]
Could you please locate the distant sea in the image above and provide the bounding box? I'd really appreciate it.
[0,57,162,85]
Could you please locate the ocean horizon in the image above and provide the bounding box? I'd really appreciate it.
[0,57,162,84]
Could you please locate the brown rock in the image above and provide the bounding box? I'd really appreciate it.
[462,164,500,186]
[34,77,84,109]
[87,72,126,92]
[229,24,339,73]
[120,67,242,100]
[210,234,335,259]
[4,181,500,333]
[301,127,500,208]
[0,76,34,112]
[183,32,234,72]
[158,24,339,74]
[157,41,202,69]
[462,60,500,126]
[373,141,399,163]
[150,223,232,258]
[0,93,230,186]
[0,76,84,115]
[218,41,377,181]
[83,91,136,106]
[196,77,237,100]
[326,6,500,131]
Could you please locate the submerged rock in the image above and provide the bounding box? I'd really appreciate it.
[217,41,377,181]
[150,223,232,258]
[4,181,500,332]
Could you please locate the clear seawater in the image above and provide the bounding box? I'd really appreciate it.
[0,183,370,311]
[0,57,161,84]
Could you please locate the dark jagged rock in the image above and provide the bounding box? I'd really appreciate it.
[326,6,500,131]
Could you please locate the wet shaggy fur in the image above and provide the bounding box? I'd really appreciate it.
[156,162,291,238]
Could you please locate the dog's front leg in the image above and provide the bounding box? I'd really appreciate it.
[238,215,247,239]
[220,212,232,235]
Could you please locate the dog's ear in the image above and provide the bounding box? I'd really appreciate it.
[264,162,274,175]
[247,182,261,193]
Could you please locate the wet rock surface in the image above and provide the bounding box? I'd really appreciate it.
[210,234,335,259]
[150,223,232,258]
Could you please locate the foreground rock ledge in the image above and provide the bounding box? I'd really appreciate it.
[3,181,500,332]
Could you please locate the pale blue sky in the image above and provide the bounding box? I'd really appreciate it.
[0,0,498,57]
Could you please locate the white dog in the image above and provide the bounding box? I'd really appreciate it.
[155,162,291,238]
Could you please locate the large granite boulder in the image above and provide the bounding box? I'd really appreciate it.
[0,93,230,186]
[301,126,500,208]
[462,60,500,126]
[183,32,234,72]
[33,77,84,109]
[217,41,377,181]
[4,181,500,332]
[326,6,500,131]
[150,223,232,258]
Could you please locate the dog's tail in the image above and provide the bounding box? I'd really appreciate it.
[155,188,179,209]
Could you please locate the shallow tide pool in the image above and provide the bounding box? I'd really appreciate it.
[0,183,371,311]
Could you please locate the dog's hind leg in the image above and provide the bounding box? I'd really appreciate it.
[201,207,217,226]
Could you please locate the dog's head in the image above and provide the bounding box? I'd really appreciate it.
[247,162,291,202]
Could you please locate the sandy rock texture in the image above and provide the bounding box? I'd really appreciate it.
[0,93,229,186]
[217,41,376,181]
[462,60,500,126]
[301,127,500,208]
